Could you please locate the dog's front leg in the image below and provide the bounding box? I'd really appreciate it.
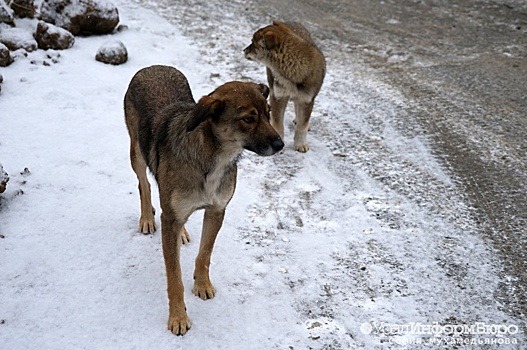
[161,211,191,335]
[293,99,314,153]
[269,92,289,141]
[193,207,225,300]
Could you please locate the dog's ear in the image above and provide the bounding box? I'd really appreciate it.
[262,30,279,49]
[187,96,225,131]
[257,83,270,99]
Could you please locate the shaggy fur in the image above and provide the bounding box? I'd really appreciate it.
[244,21,326,152]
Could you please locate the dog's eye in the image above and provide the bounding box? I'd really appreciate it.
[242,117,256,124]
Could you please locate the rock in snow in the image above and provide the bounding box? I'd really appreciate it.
[95,40,127,65]
[0,164,8,194]
[34,21,75,50]
[0,1,15,26]
[0,26,37,51]
[9,0,36,19]
[0,42,12,66]
[40,0,120,36]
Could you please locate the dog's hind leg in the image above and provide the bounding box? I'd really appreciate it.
[192,207,225,300]
[130,141,156,234]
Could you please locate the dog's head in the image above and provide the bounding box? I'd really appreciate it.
[187,82,284,156]
[244,21,291,62]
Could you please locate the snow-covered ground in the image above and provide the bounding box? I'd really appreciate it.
[0,1,524,349]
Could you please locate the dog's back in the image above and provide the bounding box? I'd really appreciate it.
[126,65,194,114]
[285,22,314,45]
[280,22,325,96]
[124,65,195,174]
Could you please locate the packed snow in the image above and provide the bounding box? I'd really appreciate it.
[0,0,524,349]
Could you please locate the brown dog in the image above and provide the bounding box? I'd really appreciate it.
[124,65,283,335]
[244,21,326,152]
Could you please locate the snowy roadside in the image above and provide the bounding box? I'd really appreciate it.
[0,1,524,349]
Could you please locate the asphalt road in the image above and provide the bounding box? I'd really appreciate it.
[143,0,527,325]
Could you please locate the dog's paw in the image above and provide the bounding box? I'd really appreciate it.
[168,313,191,336]
[193,280,216,300]
[180,227,190,244]
[139,216,156,234]
[294,130,309,153]
[295,142,310,153]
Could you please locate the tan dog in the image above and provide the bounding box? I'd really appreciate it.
[124,65,283,335]
[244,21,326,152]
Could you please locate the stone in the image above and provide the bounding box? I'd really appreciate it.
[0,1,15,26]
[9,0,35,19]
[40,0,120,36]
[0,26,37,51]
[0,42,12,66]
[0,164,8,194]
[95,40,127,65]
[34,21,75,50]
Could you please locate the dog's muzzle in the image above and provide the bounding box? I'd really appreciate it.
[262,137,284,156]
[243,46,253,60]
[247,136,284,156]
